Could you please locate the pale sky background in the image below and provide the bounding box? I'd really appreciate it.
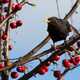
[9,0,80,80]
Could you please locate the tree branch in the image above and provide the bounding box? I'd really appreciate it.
[15,0,80,79]
[64,0,79,20]
[0,1,35,29]
[0,35,50,71]
[59,64,80,80]
[0,1,79,80]
[0,0,79,73]
[18,34,80,80]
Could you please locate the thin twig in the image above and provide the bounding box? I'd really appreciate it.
[0,35,50,71]
[0,1,35,28]
[59,64,80,80]
[64,0,79,20]
[18,33,80,80]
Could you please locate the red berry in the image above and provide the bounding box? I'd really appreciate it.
[12,3,16,11]
[8,45,12,51]
[2,33,7,40]
[0,64,4,69]
[11,72,19,79]
[15,3,22,10]
[10,22,17,29]
[69,47,74,51]
[0,15,5,21]
[17,66,26,72]
[38,68,46,75]
[69,57,78,65]
[42,66,48,72]
[51,55,60,61]
[54,70,62,78]
[0,0,9,3]
[62,59,72,69]
[16,20,22,27]
[75,55,80,64]
[12,3,22,11]
[38,65,48,75]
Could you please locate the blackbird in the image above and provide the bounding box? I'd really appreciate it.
[47,17,79,44]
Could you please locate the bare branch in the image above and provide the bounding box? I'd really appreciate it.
[0,1,35,29]
[64,0,79,20]
[0,35,50,71]
[59,64,80,80]
[23,46,54,63]
[18,34,80,80]
[0,1,79,79]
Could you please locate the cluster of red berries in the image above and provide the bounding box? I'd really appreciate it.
[0,1,23,40]
[37,47,80,79]
[0,0,26,79]
[0,64,27,79]
[1,1,80,79]
[10,46,80,79]
[12,3,22,12]
[53,55,80,79]
[0,2,22,21]
[38,65,62,79]
[69,55,80,66]
[1,20,22,40]
[11,65,27,79]
[0,1,22,22]
[1,20,22,41]
[0,0,22,11]
[37,55,62,79]
[38,54,60,75]
[10,20,22,29]
[62,47,80,69]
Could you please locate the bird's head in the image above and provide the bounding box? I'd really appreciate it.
[44,16,58,23]
[48,17,58,24]
[48,17,57,21]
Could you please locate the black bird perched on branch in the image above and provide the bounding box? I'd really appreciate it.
[47,17,79,44]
